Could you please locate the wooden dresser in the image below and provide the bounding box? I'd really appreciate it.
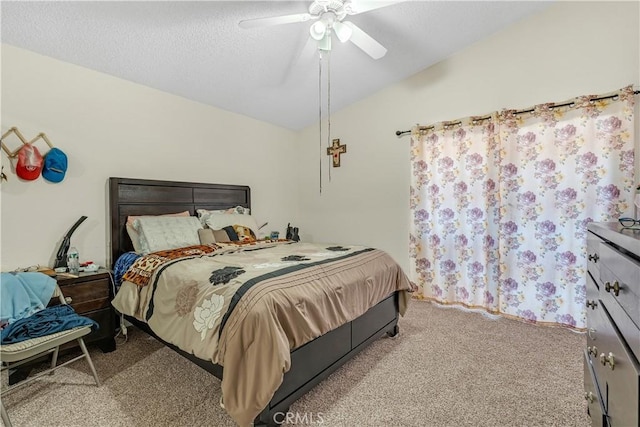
[585,222,640,426]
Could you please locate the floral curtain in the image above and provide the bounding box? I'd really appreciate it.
[409,86,636,330]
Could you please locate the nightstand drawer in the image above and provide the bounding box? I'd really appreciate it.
[83,308,115,340]
[58,278,110,313]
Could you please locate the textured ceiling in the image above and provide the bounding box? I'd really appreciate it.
[1,1,551,131]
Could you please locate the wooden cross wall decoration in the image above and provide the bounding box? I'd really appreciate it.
[327,138,347,167]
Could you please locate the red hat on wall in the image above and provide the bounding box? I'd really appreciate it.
[15,143,43,181]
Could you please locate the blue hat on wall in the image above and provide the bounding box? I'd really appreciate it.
[42,148,68,183]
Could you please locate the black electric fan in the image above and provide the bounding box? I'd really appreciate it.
[53,216,87,269]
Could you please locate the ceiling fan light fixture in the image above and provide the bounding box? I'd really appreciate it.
[318,32,332,51]
[332,20,352,42]
[240,0,393,60]
[310,21,327,40]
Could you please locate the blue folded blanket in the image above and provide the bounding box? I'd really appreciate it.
[0,272,57,325]
[1,304,98,344]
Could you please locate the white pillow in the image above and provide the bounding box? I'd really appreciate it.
[133,216,203,254]
[203,212,259,234]
[126,211,190,252]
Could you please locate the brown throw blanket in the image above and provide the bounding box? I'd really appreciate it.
[122,244,220,287]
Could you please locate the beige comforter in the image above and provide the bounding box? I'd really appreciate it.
[112,241,412,426]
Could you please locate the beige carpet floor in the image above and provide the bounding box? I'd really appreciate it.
[1,300,590,427]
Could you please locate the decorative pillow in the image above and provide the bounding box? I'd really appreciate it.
[196,206,251,225]
[126,211,190,252]
[133,216,202,254]
[198,206,250,216]
[233,225,256,243]
[213,228,232,242]
[198,228,217,245]
[198,225,256,244]
[203,213,258,235]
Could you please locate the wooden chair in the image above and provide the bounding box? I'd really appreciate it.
[0,284,101,427]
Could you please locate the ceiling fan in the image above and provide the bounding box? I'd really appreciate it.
[239,0,401,60]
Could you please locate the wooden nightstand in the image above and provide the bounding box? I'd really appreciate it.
[54,269,116,353]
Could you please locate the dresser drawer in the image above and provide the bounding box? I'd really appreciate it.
[586,275,604,366]
[587,298,609,375]
[587,232,603,283]
[597,304,640,427]
[584,350,606,427]
[599,244,640,364]
[599,243,640,327]
[586,273,600,320]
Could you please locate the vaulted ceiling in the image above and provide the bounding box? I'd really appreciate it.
[1,1,552,130]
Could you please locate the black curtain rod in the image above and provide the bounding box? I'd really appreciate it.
[395,90,640,137]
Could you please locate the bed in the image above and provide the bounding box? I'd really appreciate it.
[108,177,412,426]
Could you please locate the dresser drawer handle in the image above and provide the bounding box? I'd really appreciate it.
[587,346,598,357]
[64,296,73,304]
[584,392,595,403]
[586,300,597,309]
[587,328,596,340]
[604,281,620,296]
[588,254,599,262]
[599,352,615,370]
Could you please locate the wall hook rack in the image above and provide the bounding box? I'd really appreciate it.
[1,127,54,158]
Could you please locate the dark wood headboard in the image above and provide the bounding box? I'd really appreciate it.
[108,177,250,266]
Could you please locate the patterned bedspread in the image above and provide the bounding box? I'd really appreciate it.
[112,241,412,426]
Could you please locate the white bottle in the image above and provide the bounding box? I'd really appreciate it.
[67,247,80,275]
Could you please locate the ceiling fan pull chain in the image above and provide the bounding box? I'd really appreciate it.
[327,48,332,183]
[319,49,323,194]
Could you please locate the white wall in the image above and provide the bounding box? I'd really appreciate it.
[296,1,640,272]
[2,2,639,274]
[0,45,299,270]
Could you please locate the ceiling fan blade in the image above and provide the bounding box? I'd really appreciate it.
[239,13,314,29]
[344,0,404,16]
[343,21,387,59]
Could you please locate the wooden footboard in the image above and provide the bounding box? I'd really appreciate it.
[124,291,399,426]
[255,291,400,426]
